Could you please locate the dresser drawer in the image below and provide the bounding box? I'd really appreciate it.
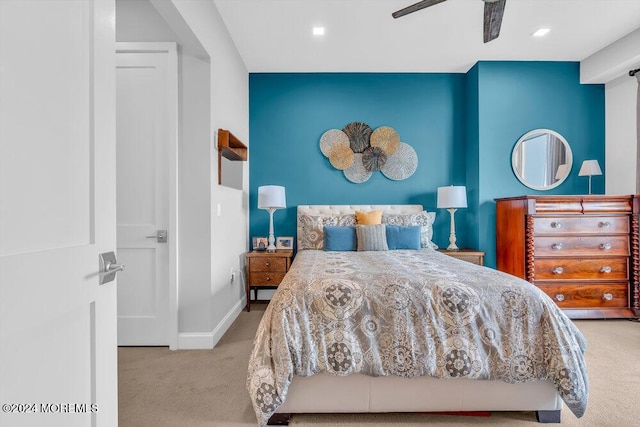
[534,216,629,235]
[534,257,629,280]
[251,257,287,272]
[534,235,629,257]
[250,272,286,286]
[535,283,628,308]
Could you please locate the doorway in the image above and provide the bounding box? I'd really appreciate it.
[115,43,178,348]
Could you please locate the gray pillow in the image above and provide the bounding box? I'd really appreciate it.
[356,224,388,251]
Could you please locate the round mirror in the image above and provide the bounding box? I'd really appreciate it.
[511,129,572,191]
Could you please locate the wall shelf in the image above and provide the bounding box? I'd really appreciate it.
[217,128,247,186]
[218,128,247,161]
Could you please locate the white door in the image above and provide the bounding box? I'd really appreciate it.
[116,44,177,347]
[0,1,117,427]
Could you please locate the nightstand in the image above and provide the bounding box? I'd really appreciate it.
[245,250,293,312]
[437,248,485,266]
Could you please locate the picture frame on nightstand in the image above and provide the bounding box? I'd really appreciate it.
[276,236,293,250]
[252,236,268,251]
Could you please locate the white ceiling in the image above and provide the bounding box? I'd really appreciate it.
[213,0,640,73]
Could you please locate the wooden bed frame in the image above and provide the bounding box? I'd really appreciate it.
[268,205,563,424]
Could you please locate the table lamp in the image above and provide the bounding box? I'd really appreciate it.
[437,185,467,251]
[578,160,602,195]
[258,185,286,251]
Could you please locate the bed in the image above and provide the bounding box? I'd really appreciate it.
[247,205,588,426]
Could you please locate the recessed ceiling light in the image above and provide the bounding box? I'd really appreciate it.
[312,27,325,36]
[532,28,550,37]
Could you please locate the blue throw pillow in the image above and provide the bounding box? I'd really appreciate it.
[386,225,421,250]
[324,226,357,251]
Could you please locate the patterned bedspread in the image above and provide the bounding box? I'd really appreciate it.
[247,250,588,426]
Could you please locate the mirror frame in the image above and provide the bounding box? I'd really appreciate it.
[511,129,572,191]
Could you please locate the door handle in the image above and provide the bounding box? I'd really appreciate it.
[146,229,168,243]
[106,262,125,274]
[99,251,125,285]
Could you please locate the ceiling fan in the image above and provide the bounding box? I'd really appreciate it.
[392,0,506,43]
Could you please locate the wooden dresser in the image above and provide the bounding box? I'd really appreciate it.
[495,195,640,319]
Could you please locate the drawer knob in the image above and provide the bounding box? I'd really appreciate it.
[603,293,613,301]
[600,266,612,273]
[555,294,565,302]
[553,267,564,274]
[550,221,563,229]
[551,243,563,250]
[598,221,611,228]
[600,243,612,250]
[266,277,271,281]
[265,262,270,266]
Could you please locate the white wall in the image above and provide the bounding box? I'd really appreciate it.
[169,0,249,348]
[116,0,249,348]
[581,28,640,195]
[178,52,214,335]
[605,75,637,194]
[117,0,178,41]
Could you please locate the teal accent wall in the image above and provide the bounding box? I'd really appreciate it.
[249,64,605,267]
[466,61,605,267]
[249,73,467,250]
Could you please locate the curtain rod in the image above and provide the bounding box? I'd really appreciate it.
[630,68,640,76]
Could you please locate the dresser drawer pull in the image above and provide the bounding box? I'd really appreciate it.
[600,266,612,273]
[551,243,563,250]
[602,293,613,301]
[553,267,564,274]
[266,277,271,281]
[597,221,611,228]
[599,243,612,250]
[265,262,270,266]
[555,294,565,302]
[550,221,563,229]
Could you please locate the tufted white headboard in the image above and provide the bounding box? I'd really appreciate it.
[297,204,423,215]
[297,204,435,251]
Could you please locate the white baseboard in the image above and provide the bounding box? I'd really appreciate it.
[177,298,245,349]
[177,332,214,350]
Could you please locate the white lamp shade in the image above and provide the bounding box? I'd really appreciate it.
[258,185,286,209]
[578,160,602,177]
[555,163,570,180]
[437,185,467,209]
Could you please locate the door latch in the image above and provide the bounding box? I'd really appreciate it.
[146,229,168,243]
[99,251,125,285]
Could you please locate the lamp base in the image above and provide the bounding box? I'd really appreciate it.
[447,208,459,252]
[267,208,277,252]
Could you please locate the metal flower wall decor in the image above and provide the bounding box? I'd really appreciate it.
[320,122,418,183]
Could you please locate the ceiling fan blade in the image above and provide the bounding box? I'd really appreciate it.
[392,0,447,19]
[483,0,506,43]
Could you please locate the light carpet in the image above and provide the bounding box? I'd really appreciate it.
[119,304,640,426]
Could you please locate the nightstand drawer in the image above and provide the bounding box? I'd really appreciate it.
[250,272,286,286]
[251,257,287,272]
[437,249,485,266]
